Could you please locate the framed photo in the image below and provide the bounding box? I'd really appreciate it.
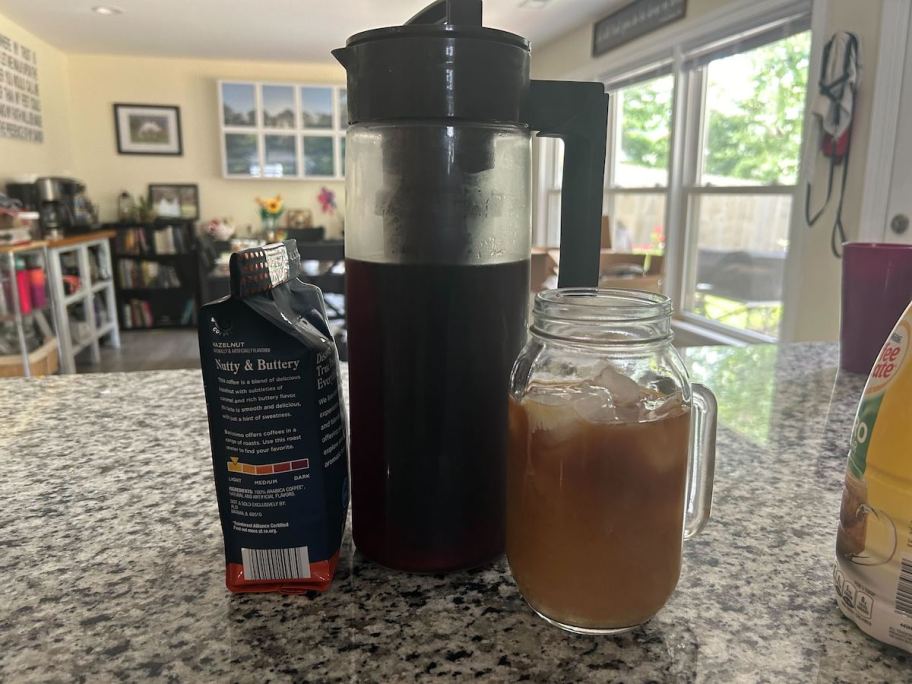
[286,208,313,229]
[114,104,183,155]
[149,184,199,220]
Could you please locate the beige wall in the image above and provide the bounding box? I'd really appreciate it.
[66,54,346,236]
[0,12,74,179]
[532,0,729,79]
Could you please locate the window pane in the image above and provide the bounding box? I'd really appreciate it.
[222,83,256,126]
[262,85,295,129]
[552,138,564,189]
[340,137,346,176]
[545,191,561,247]
[264,134,297,177]
[338,89,348,129]
[301,87,333,129]
[687,193,791,337]
[701,32,811,186]
[605,192,666,254]
[613,75,672,187]
[303,136,334,176]
[225,133,259,175]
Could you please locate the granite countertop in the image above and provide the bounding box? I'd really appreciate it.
[1,343,911,681]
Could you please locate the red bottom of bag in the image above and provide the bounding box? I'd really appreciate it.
[225,551,341,593]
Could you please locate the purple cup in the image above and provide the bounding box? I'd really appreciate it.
[841,242,912,374]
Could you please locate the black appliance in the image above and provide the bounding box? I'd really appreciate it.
[6,177,97,236]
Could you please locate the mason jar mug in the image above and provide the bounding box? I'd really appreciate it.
[506,288,717,634]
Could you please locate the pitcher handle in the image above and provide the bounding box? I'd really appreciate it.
[684,383,717,539]
[524,80,609,288]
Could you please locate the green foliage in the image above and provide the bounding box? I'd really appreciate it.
[617,33,811,184]
[619,80,672,170]
[704,34,811,183]
[685,343,779,446]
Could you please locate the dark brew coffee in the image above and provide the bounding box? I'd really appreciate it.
[346,258,530,571]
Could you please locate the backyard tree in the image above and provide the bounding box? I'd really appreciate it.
[620,32,811,184]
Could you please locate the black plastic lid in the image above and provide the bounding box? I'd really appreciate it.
[333,0,530,124]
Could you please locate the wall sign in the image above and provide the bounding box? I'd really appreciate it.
[593,0,687,56]
[0,32,42,143]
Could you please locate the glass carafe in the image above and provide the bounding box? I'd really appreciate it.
[507,288,717,633]
[335,0,609,572]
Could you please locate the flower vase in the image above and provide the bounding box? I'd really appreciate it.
[262,215,278,232]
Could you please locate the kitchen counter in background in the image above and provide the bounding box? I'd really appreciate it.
[1,343,910,681]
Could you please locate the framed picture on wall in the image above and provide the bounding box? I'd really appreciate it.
[114,104,183,155]
[148,184,199,220]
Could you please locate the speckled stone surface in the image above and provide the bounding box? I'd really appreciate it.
[1,343,910,682]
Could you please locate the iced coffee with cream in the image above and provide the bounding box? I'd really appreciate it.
[506,368,691,632]
[506,287,717,634]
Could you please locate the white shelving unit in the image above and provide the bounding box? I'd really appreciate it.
[0,237,58,377]
[47,232,121,373]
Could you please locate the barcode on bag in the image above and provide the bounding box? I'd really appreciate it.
[895,558,912,617]
[241,546,311,581]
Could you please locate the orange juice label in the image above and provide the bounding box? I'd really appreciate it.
[835,307,912,653]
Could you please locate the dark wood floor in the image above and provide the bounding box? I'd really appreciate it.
[76,330,200,373]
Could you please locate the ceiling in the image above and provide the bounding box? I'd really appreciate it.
[0,0,621,63]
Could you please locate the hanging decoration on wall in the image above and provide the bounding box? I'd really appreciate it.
[114,103,183,155]
[0,32,43,143]
[804,32,859,258]
[317,187,336,214]
[592,0,687,57]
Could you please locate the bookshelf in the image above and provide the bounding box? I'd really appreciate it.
[105,220,201,330]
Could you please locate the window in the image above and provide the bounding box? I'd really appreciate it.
[605,74,673,254]
[682,31,810,338]
[537,16,811,342]
[219,81,347,179]
[539,75,673,252]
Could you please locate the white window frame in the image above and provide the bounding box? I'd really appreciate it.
[671,44,806,343]
[603,71,674,256]
[218,80,346,181]
[538,0,819,345]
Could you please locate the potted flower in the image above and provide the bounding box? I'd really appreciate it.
[256,194,284,231]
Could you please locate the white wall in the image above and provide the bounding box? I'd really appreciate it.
[787,0,884,341]
[0,12,74,179]
[531,0,886,342]
[66,54,346,236]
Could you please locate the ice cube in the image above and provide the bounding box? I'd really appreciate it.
[523,385,587,445]
[569,384,617,423]
[641,391,686,422]
[592,363,644,408]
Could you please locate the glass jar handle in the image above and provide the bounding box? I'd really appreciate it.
[684,383,717,540]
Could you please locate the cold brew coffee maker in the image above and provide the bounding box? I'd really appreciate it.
[335,0,608,572]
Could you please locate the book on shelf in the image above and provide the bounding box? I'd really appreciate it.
[181,299,194,326]
[117,259,182,289]
[121,297,194,329]
[124,299,155,328]
[115,224,189,256]
[115,228,150,255]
